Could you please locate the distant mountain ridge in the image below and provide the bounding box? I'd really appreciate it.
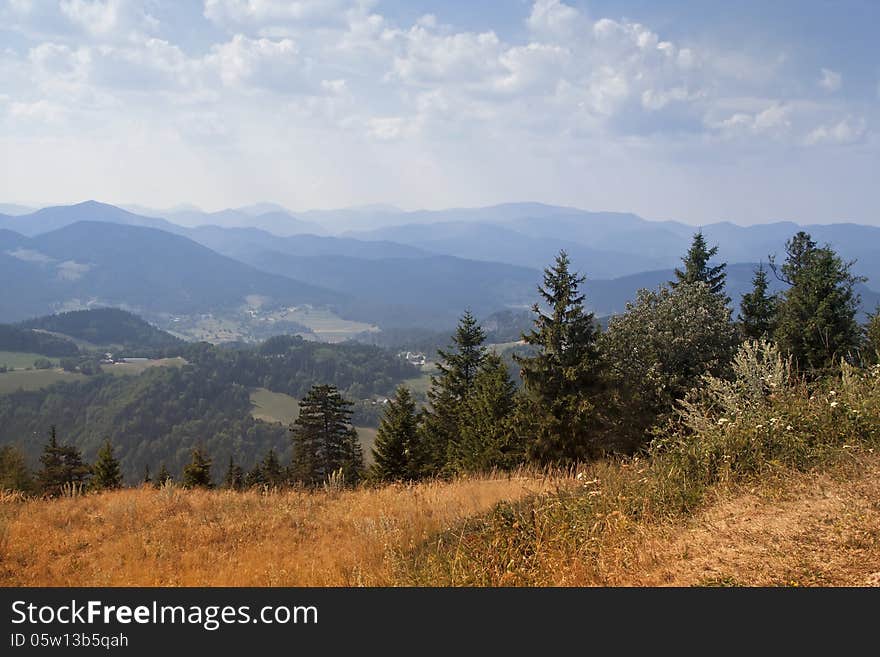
[3,200,879,332]
[0,221,345,323]
[228,247,541,327]
[0,200,177,236]
[344,207,880,284]
[8,200,880,283]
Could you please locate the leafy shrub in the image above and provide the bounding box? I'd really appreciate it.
[652,340,880,493]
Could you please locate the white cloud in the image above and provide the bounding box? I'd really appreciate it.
[494,43,568,95]
[203,0,365,32]
[710,103,792,139]
[527,0,584,42]
[205,35,304,91]
[0,0,876,222]
[365,116,411,140]
[804,116,866,145]
[641,86,694,111]
[391,27,503,87]
[59,0,159,39]
[29,42,89,78]
[818,67,841,92]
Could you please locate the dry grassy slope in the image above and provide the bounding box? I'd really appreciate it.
[0,474,563,587]
[606,453,880,587]
[1,456,878,587]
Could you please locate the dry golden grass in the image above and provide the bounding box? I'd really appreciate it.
[397,452,880,587]
[616,452,880,586]
[2,456,878,587]
[0,472,567,586]
[519,452,880,587]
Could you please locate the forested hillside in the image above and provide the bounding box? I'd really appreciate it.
[0,325,79,357]
[0,221,345,323]
[19,308,183,352]
[0,334,417,480]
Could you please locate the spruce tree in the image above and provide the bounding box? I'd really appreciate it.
[771,231,815,283]
[451,354,522,473]
[244,463,264,488]
[0,445,34,494]
[91,439,122,491]
[142,464,152,486]
[422,310,487,473]
[223,456,244,490]
[182,447,213,489]
[37,426,91,497]
[153,463,172,488]
[515,251,603,463]
[371,385,421,482]
[290,384,364,487]
[739,265,777,340]
[260,448,286,488]
[772,232,864,373]
[672,231,727,299]
[434,310,487,398]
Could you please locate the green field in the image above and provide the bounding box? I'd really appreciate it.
[0,369,86,393]
[487,340,526,353]
[159,306,378,344]
[249,388,301,424]
[279,307,378,343]
[0,356,188,393]
[249,387,376,462]
[356,426,378,465]
[105,357,187,377]
[402,363,437,398]
[0,351,60,370]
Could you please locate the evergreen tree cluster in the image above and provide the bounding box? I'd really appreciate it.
[370,229,874,476]
[1,229,874,497]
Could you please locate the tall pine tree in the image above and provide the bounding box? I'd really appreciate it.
[772,231,863,373]
[37,426,91,497]
[182,447,213,489]
[153,463,172,488]
[672,231,727,299]
[515,251,603,463]
[739,265,777,340]
[0,445,34,494]
[91,439,122,490]
[223,456,244,490]
[371,385,421,482]
[421,310,487,473]
[260,448,286,487]
[451,353,522,474]
[290,384,364,487]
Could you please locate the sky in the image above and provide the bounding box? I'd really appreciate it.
[0,0,878,225]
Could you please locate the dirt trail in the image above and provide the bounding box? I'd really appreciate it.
[624,454,880,586]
